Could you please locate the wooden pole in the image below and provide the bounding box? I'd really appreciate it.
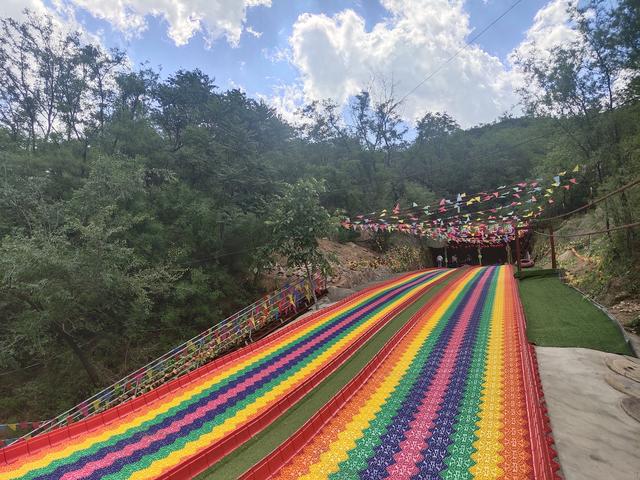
[515,225,522,276]
[549,225,557,270]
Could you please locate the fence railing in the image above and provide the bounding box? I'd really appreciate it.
[11,273,326,445]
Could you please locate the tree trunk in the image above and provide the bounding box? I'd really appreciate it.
[304,261,319,310]
[595,161,612,237]
[619,190,634,254]
[57,325,100,386]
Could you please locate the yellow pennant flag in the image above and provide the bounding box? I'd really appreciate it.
[573,164,580,172]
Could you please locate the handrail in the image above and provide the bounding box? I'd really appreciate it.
[13,273,326,444]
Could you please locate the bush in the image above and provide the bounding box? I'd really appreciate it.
[385,245,424,272]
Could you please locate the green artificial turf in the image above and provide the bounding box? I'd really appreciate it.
[518,276,632,355]
[513,268,558,280]
[196,270,460,479]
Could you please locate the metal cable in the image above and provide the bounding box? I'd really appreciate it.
[532,221,640,238]
[534,177,640,223]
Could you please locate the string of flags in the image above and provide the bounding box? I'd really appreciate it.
[2,275,327,445]
[0,421,53,447]
[341,167,581,245]
[0,421,47,433]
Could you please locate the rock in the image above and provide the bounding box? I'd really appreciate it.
[613,292,632,303]
[327,286,356,302]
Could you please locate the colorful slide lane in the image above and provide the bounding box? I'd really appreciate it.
[242,266,559,480]
[0,268,454,480]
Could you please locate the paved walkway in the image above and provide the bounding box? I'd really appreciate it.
[536,346,640,480]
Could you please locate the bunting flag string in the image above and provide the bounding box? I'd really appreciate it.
[342,169,581,245]
[0,421,47,434]
[5,274,328,445]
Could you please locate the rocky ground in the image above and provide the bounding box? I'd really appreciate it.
[262,238,395,293]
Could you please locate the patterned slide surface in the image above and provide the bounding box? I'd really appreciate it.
[0,269,453,480]
[243,266,557,480]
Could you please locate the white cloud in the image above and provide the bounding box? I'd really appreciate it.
[262,46,291,64]
[0,0,105,46]
[227,78,246,92]
[282,0,578,128]
[260,83,306,125]
[51,0,271,47]
[245,25,263,39]
[0,0,48,19]
[511,0,578,63]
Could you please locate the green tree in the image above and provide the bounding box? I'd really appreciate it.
[0,156,178,386]
[266,179,337,309]
[411,111,460,189]
[515,0,639,250]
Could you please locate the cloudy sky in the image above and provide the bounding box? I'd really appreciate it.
[1,0,575,127]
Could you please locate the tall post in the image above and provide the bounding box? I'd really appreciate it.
[444,246,448,267]
[515,225,522,276]
[549,225,557,270]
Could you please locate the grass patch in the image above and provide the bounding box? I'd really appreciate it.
[514,268,558,280]
[519,276,632,355]
[196,270,460,479]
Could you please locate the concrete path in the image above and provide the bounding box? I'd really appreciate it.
[536,346,640,480]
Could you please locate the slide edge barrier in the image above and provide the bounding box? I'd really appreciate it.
[510,265,562,479]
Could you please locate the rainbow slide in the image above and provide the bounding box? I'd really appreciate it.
[0,269,453,480]
[242,266,559,480]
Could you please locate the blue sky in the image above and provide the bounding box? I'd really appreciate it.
[4,0,574,126]
[79,1,546,93]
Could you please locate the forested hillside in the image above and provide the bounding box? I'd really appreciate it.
[1,0,638,421]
